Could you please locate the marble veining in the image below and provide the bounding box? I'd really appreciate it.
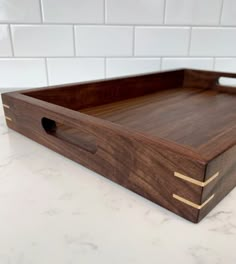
[0,96,236,264]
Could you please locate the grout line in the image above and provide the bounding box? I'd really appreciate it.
[44,58,49,85]
[132,26,135,56]
[2,22,236,28]
[8,25,15,56]
[1,55,235,59]
[163,0,167,24]
[160,57,163,71]
[72,25,77,56]
[39,0,44,23]
[104,57,106,76]
[187,27,192,56]
[104,0,106,24]
[213,57,216,70]
[219,0,225,25]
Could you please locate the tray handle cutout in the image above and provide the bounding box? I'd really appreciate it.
[41,117,97,154]
[217,76,236,87]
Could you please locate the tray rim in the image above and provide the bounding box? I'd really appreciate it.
[3,68,236,163]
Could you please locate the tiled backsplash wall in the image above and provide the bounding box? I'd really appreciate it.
[0,0,236,88]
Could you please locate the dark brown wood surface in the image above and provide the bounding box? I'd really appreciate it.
[80,87,236,150]
[24,69,184,110]
[2,69,236,223]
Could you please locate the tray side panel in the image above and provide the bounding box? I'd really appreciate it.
[183,69,236,92]
[2,92,208,223]
[199,145,236,222]
[23,70,184,110]
[183,69,236,161]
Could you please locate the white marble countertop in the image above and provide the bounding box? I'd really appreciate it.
[0,96,236,264]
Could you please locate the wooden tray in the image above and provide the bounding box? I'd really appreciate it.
[2,69,236,223]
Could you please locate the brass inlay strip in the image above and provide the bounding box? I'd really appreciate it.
[174,172,219,187]
[3,104,10,109]
[173,194,215,210]
[5,116,12,121]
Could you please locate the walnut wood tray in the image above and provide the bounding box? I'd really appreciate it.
[2,69,236,223]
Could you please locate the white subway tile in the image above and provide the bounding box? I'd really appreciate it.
[165,0,222,25]
[190,28,236,56]
[162,58,214,71]
[106,0,164,24]
[75,26,133,56]
[221,0,236,26]
[106,58,161,78]
[47,58,105,85]
[0,0,41,22]
[135,27,190,56]
[215,59,236,73]
[0,25,12,56]
[11,25,74,57]
[0,59,47,88]
[41,0,104,23]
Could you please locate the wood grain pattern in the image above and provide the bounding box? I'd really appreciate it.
[80,87,236,150]
[24,70,184,110]
[2,69,236,223]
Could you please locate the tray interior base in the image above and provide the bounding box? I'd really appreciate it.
[80,87,236,149]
